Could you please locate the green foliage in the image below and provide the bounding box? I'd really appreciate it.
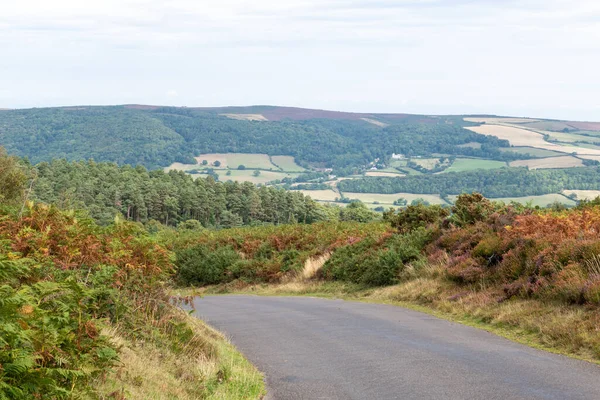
[176,245,241,285]
[384,204,449,233]
[339,202,377,223]
[450,193,495,227]
[169,222,390,285]
[0,147,27,205]
[320,229,431,286]
[0,203,176,398]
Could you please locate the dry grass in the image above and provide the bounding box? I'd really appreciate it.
[562,190,600,200]
[95,308,265,399]
[301,253,331,279]
[509,156,584,169]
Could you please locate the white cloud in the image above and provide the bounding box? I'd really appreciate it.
[0,0,598,120]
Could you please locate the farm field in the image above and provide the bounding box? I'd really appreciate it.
[499,147,564,157]
[443,158,507,173]
[365,171,405,177]
[509,156,584,169]
[271,155,305,171]
[194,153,276,169]
[491,194,576,207]
[341,192,447,205]
[219,170,300,185]
[297,189,340,201]
[545,131,600,143]
[466,124,600,156]
[562,190,600,200]
[411,158,442,170]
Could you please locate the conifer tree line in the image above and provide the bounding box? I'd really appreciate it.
[29,159,327,227]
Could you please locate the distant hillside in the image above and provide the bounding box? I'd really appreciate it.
[0,105,511,170]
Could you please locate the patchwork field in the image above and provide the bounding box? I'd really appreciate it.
[544,131,599,143]
[297,189,340,201]
[209,170,300,185]
[491,194,576,207]
[340,192,447,205]
[509,156,584,170]
[562,190,600,200]
[365,171,405,177]
[271,156,305,172]
[499,147,564,157]
[412,158,442,170]
[443,158,507,173]
[466,125,600,156]
[194,153,276,169]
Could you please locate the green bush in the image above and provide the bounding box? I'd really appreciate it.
[175,245,241,285]
[320,229,431,286]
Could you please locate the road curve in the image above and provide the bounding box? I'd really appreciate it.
[191,295,600,400]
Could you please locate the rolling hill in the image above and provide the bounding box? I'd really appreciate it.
[2,105,600,206]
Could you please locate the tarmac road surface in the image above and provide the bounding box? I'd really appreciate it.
[191,295,600,400]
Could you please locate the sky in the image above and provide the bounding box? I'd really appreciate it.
[1,0,599,120]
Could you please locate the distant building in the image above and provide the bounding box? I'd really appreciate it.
[391,153,404,159]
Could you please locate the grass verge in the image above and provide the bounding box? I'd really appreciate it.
[95,306,265,399]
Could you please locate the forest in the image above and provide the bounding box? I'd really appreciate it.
[0,106,523,172]
[31,158,329,226]
[338,166,600,197]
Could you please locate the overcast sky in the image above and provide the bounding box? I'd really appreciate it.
[1,0,599,120]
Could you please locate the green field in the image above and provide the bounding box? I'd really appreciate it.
[338,192,447,205]
[443,158,507,173]
[196,153,277,169]
[271,155,305,171]
[499,147,564,157]
[491,194,576,207]
[216,170,300,185]
[545,131,600,143]
[446,193,576,207]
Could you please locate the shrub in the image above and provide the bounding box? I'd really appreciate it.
[385,204,449,233]
[450,192,495,227]
[175,245,240,285]
[320,229,430,286]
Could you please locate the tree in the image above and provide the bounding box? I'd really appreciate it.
[253,170,261,177]
[213,160,221,167]
[0,147,27,204]
[201,160,208,165]
[238,165,246,170]
[339,201,376,223]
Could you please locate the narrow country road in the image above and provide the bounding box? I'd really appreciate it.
[191,295,600,400]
